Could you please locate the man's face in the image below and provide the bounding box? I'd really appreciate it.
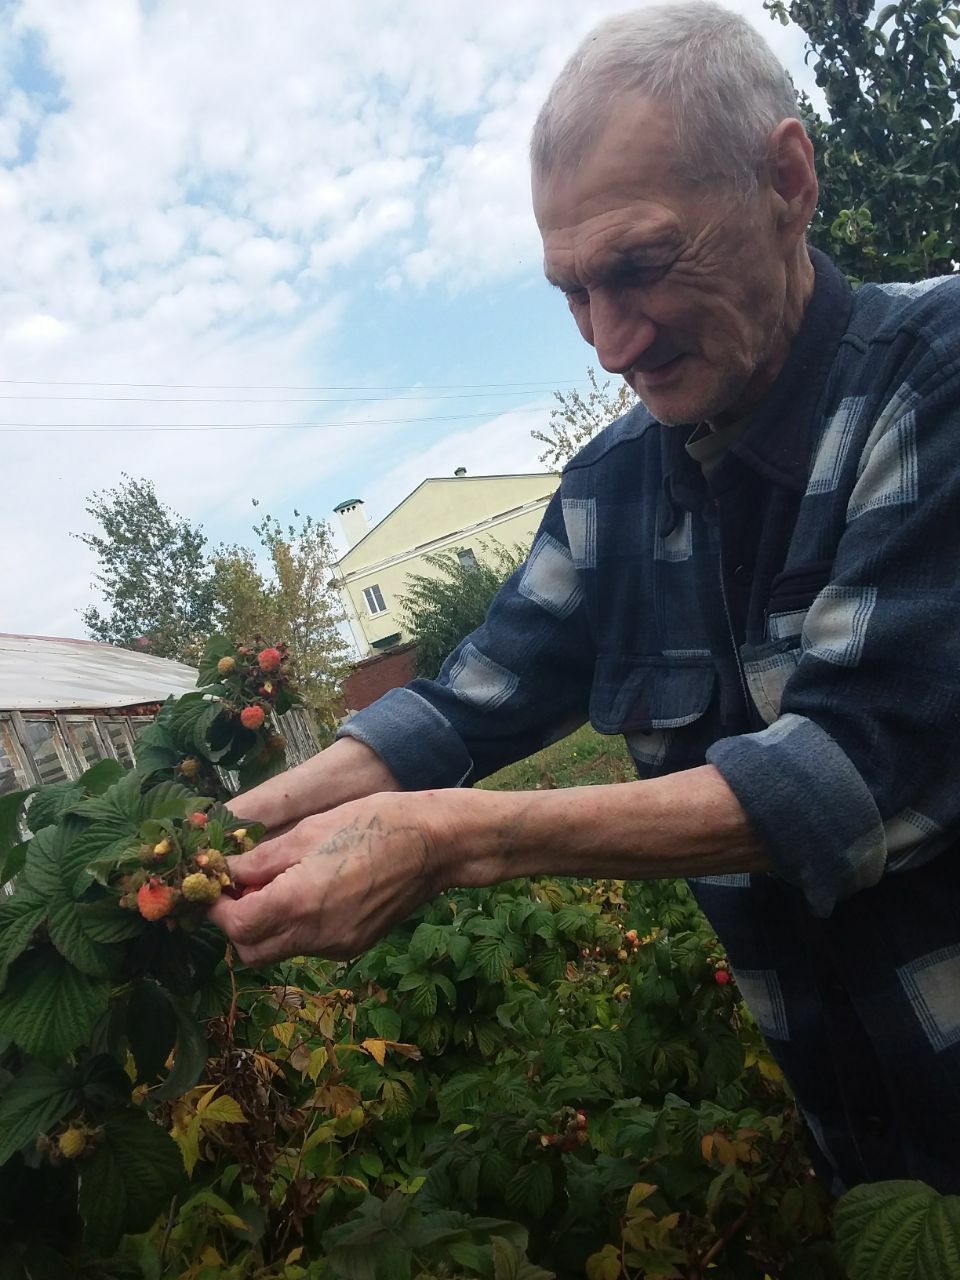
[533,95,795,427]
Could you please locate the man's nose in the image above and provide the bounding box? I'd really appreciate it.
[586,291,657,375]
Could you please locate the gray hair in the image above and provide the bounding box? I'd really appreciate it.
[531,2,802,195]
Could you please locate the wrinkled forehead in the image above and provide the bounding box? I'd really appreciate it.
[532,93,688,233]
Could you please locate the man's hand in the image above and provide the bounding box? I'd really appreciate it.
[208,764,769,967]
[208,792,446,967]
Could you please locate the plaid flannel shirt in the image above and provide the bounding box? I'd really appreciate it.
[341,251,960,1192]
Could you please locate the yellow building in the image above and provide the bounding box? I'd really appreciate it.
[331,470,560,657]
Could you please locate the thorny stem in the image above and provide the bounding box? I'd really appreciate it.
[226,944,239,1040]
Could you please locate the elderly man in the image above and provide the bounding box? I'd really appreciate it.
[211,2,960,1194]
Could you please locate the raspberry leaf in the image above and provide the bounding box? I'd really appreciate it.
[0,1060,81,1165]
[77,1109,186,1256]
[0,886,47,991]
[0,946,110,1056]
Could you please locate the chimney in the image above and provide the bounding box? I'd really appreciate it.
[334,498,370,547]
[454,466,467,476]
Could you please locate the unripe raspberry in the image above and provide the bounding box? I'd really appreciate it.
[137,880,178,921]
[188,812,208,830]
[217,656,237,676]
[257,647,282,673]
[181,872,222,904]
[240,705,265,730]
[267,732,287,754]
[617,948,629,961]
[576,1110,588,1131]
[625,929,639,943]
[58,1128,86,1160]
[178,757,200,779]
[714,969,731,986]
[195,849,227,874]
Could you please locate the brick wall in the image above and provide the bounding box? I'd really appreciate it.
[341,643,418,714]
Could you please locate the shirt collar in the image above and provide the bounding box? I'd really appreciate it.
[660,248,855,517]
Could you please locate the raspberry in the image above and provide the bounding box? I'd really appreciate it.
[188,812,208,830]
[137,880,178,921]
[178,757,200,779]
[57,1128,87,1160]
[240,705,265,730]
[257,647,282,673]
[217,656,237,676]
[181,872,222,904]
[576,1110,588,1131]
[714,969,731,986]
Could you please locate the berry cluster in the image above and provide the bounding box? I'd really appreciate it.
[217,643,294,740]
[531,1107,589,1154]
[117,813,256,926]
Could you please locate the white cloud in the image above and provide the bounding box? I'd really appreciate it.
[0,0,821,637]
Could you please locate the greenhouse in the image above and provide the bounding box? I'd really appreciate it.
[0,633,321,797]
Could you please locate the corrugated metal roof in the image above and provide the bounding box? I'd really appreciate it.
[0,633,200,711]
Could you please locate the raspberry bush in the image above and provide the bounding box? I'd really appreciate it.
[0,637,956,1278]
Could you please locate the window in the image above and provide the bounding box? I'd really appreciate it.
[457,547,478,570]
[363,584,388,615]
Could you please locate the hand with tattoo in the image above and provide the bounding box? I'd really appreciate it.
[207,792,447,967]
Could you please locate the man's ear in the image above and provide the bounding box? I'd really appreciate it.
[765,118,819,242]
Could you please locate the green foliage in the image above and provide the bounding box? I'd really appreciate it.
[399,544,525,680]
[765,0,959,280]
[834,1180,960,1280]
[75,473,216,662]
[531,368,637,469]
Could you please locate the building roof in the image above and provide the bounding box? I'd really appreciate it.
[0,633,200,712]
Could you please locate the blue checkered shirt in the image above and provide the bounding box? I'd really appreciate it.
[342,251,960,1193]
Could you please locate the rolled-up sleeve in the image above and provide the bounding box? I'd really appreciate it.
[338,490,596,790]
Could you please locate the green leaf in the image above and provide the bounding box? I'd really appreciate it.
[473,936,512,983]
[78,758,128,795]
[0,946,110,1056]
[491,1236,556,1280]
[876,3,899,30]
[78,1108,187,1255]
[0,1059,80,1164]
[834,1180,960,1280]
[0,789,33,868]
[366,1005,402,1041]
[26,781,86,834]
[151,992,208,1099]
[198,635,235,686]
[168,693,221,756]
[505,1161,553,1220]
[139,780,201,822]
[75,898,147,943]
[70,773,143,831]
[447,1241,494,1277]
[46,894,121,978]
[0,886,48,990]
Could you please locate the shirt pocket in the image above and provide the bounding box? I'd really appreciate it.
[742,560,835,726]
[589,654,716,768]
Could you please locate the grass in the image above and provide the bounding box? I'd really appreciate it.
[478,723,634,792]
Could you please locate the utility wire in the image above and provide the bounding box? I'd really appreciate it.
[0,387,579,404]
[0,405,554,433]
[0,376,586,392]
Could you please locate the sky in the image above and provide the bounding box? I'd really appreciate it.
[0,0,817,640]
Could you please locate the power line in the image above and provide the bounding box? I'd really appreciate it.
[0,405,554,434]
[0,376,585,392]
[0,387,577,405]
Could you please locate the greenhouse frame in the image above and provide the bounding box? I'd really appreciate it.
[0,633,322,798]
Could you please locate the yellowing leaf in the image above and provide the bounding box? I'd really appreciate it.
[586,1243,623,1280]
[270,1021,294,1049]
[626,1182,658,1213]
[307,1046,328,1081]
[200,1248,223,1265]
[362,1037,387,1066]
[285,1248,304,1264]
[201,1095,245,1126]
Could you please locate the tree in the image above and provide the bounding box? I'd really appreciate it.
[765,0,959,280]
[531,367,636,469]
[76,475,215,663]
[399,544,524,680]
[212,510,350,727]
